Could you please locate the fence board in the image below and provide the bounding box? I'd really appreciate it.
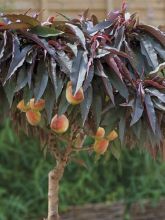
[62,203,125,220]
[0,0,164,26]
[46,0,105,10]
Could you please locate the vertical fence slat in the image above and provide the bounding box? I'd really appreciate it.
[0,0,164,25]
[40,0,49,20]
[106,0,114,14]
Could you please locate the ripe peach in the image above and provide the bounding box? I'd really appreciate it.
[66,81,84,105]
[26,110,41,126]
[95,127,105,139]
[29,98,45,111]
[50,114,69,134]
[17,100,30,112]
[93,138,109,155]
[106,130,118,141]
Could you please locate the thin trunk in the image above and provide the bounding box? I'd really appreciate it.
[47,160,65,220]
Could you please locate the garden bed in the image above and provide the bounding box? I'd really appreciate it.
[62,203,125,220]
[61,200,165,220]
[131,199,165,220]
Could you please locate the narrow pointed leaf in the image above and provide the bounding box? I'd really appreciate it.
[114,25,125,50]
[27,49,37,88]
[15,66,28,92]
[49,58,57,96]
[83,63,94,91]
[4,78,16,106]
[3,14,40,26]
[108,71,129,99]
[92,94,102,128]
[95,60,107,78]
[111,142,121,160]
[34,62,48,100]
[56,50,72,75]
[49,58,64,101]
[0,22,31,30]
[5,36,32,83]
[153,99,165,111]
[30,25,64,37]
[67,43,78,56]
[0,31,7,59]
[149,37,165,60]
[102,77,114,105]
[119,115,126,143]
[145,88,165,103]
[137,24,165,47]
[140,35,159,69]
[144,94,157,133]
[71,50,88,94]
[106,56,123,82]
[23,86,33,103]
[66,23,86,49]
[44,83,56,123]
[80,85,93,125]
[149,62,165,77]
[20,31,57,59]
[88,20,115,34]
[130,96,144,126]
[58,89,69,115]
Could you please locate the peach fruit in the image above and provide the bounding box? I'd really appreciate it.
[106,130,118,141]
[50,114,69,134]
[17,100,30,112]
[93,138,109,155]
[29,98,45,111]
[26,110,41,126]
[95,127,105,139]
[66,81,84,105]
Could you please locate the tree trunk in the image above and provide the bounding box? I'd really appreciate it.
[47,160,66,220]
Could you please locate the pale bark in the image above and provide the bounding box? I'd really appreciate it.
[47,161,65,220]
[47,145,72,220]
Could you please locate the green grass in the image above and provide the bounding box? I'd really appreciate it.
[0,120,165,220]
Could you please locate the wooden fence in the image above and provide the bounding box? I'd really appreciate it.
[61,200,165,220]
[0,0,164,26]
[61,203,125,220]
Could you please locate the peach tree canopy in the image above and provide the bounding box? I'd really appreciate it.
[0,6,165,156]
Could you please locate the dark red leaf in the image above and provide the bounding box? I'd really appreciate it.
[4,36,32,83]
[144,94,157,133]
[80,85,93,125]
[88,20,115,34]
[83,62,94,91]
[137,24,165,47]
[106,55,123,82]
[130,95,144,126]
[20,30,57,59]
[0,22,31,30]
[144,80,165,89]
[71,50,88,94]
[3,14,40,26]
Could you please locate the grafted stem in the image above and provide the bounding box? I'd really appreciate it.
[47,161,65,220]
[47,145,73,220]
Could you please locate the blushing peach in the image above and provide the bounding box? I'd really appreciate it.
[30,98,45,111]
[17,100,30,112]
[50,114,69,134]
[26,110,41,126]
[106,130,118,141]
[66,81,84,105]
[93,138,109,155]
[95,127,105,139]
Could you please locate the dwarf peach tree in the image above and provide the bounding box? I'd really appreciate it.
[0,3,165,220]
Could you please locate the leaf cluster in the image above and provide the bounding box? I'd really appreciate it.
[0,6,164,154]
